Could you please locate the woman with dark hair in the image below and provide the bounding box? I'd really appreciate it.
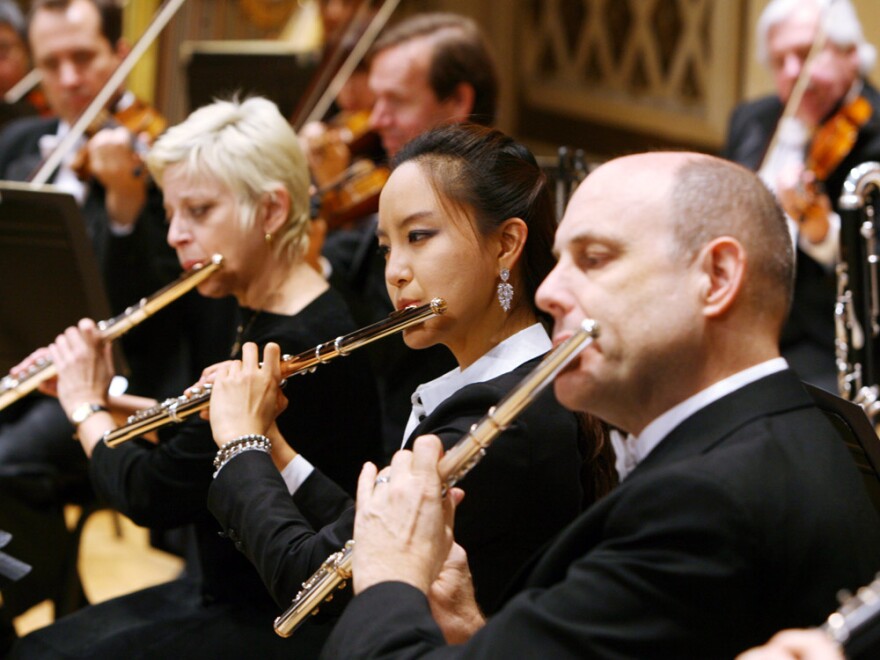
[206,123,616,637]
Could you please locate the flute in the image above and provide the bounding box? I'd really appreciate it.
[102,298,448,447]
[273,318,600,637]
[0,255,223,412]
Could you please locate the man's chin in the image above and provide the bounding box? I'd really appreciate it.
[553,373,592,414]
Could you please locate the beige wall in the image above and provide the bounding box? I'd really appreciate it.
[743,0,880,100]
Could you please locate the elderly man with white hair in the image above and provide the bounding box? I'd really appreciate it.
[723,0,880,395]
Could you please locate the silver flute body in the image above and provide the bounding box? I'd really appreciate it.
[0,254,224,412]
[821,573,880,651]
[273,318,600,637]
[837,162,880,424]
[102,298,448,447]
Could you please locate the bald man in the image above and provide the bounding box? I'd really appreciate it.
[322,152,880,659]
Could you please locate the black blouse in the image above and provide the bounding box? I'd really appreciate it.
[90,287,382,602]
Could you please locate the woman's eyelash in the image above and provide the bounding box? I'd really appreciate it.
[408,229,437,243]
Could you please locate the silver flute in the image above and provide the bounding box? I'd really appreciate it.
[0,254,224,412]
[821,573,880,651]
[273,318,600,637]
[102,298,448,447]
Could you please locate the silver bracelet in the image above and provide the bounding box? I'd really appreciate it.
[213,433,272,478]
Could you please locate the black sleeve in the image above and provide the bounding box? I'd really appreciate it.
[322,471,756,660]
[207,451,355,607]
[406,379,583,613]
[89,417,216,529]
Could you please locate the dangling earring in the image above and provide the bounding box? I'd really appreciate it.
[497,267,513,312]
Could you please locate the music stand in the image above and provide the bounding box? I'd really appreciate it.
[805,384,880,515]
[181,40,320,117]
[0,181,111,374]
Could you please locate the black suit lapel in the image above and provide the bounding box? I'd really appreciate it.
[519,370,813,590]
[631,369,813,479]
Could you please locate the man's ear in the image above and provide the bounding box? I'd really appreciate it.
[496,217,528,270]
[442,82,476,123]
[698,236,745,318]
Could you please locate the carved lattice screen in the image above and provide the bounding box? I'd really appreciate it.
[516,0,745,154]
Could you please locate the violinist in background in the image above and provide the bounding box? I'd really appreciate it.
[0,0,234,643]
[320,13,500,459]
[723,0,880,393]
[298,0,379,192]
[0,1,39,127]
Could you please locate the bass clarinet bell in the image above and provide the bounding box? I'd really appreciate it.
[837,162,880,426]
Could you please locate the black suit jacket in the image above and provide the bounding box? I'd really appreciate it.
[208,354,587,617]
[723,84,880,391]
[323,370,880,659]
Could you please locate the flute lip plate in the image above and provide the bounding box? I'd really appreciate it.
[581,318,600,337]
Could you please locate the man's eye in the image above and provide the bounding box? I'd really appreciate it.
[72,51,95,67]
[579,250,609,270]
[40,58,59,73]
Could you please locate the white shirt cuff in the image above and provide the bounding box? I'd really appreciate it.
[108,220,137,236]
[281,454,315,495]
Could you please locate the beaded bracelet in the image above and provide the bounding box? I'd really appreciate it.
[213,433,272,478]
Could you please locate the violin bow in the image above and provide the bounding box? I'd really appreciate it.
[293,0,402,132]
[758,0,838,174]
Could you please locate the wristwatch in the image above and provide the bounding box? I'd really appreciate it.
[70,402,108,427]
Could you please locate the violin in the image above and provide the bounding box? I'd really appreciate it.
[69,97,167,181]
[314,159,389,231]
[791,94,872,243]
[302,107,383,186]
[291,1,402,235]
[807,95,871,181]
[328,108,380,155]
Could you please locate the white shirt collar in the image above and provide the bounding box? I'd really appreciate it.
[401,323,552,447]
[611,357,788,481]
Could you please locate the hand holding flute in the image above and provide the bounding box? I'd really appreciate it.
[45,319,117,457]
[207,342,297,472]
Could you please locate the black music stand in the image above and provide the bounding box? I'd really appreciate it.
[805,383,880,515]
[182,40,320,116]
[0,182,111,374]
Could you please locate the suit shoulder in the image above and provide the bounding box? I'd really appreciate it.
[0,116,57,174]
[0,115,56,148]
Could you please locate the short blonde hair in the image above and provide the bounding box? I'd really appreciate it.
[147,96,311,261]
